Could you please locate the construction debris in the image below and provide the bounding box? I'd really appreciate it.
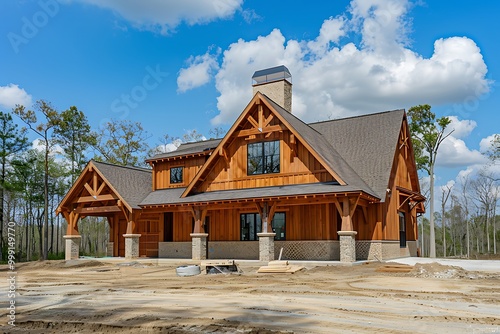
[201,260,240,275]
[257,260,304,274]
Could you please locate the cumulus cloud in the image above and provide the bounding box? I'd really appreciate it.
[177,48,221,93]
[432,115,485,168]
[479,134,499,153]
[447,116,477,139]
[182,0,490,125]
[436,135,486,168]
[70,0,242,34]
[0,84,32,109]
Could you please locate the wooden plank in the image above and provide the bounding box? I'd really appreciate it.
[76,194,117,203]
[236,124,286,137]
[75,205,121,214]
[201,260,235,266]
[257,265,303,274]
[84,183,95,196]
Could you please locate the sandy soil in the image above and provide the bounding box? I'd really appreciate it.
[1,259,500,334]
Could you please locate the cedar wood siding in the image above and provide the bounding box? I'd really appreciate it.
[383,119,419,242]
[153,156,207,190]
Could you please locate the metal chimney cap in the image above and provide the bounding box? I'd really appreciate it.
[252,65,291,85]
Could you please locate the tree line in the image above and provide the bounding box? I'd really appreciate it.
[0,100,498,262]
[408,105,499,259]
[1,99,223,261]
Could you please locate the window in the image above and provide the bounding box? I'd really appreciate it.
[399,211,406,248]
[170,167,183,184]
[240,213,261,241]
[272,213,286,241]
[247,141,280,175]
[240,212,286,241]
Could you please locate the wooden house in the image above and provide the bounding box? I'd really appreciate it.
[57,65,424,262]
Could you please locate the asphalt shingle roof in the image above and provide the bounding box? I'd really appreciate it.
[91,160,152,209]
[88,107,405,207]
[147,138,221,161]
[139,181,371,206]
[262,95,379,198]
[309,109,405,200]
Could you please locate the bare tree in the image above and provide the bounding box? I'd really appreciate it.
[441,184,453,257]
[471,171,497,254]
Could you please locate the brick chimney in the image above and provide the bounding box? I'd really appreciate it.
[252,65,292,113]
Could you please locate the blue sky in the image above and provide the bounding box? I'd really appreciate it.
[1,0,499,194]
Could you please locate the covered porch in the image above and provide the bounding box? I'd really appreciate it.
[142,188,385,263]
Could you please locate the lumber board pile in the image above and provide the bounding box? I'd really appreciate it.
[257,260,304,274]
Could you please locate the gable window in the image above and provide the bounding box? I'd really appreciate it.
[247,140,280,175]
[170,167,183,184]
[240,212,286,241]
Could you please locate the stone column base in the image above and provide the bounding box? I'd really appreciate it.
[123,234,141,259]
[63,235,81,261]
[257,232,276,262]
[106,242,114,257]
[338,231,357,263]
[190,233,208,260]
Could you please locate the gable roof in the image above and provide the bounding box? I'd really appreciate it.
[262,95,378,197]
[309,109,405,200]
[90,160,152,209]
[57,160,152,216]
[180,92,379,199]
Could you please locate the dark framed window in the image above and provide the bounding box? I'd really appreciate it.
[272,213,286,241]
[170,167,183,184]
[399,211,406,248]
[240,212,286,241]
[247,140,280,175]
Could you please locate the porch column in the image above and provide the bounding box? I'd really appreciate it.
[336,198,357,263]
[124,234,141,259]
[257,232,276,262]
[338,231,357,262]
[62,211,81,260]
[190,233,208,260]
[124,219,140,259]
[63,235,81,260]
[190,207,208,260]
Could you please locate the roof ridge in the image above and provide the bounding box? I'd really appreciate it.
[307,109,405,126]
[91,159,151,173]
[180,137,222,145]
[260,93,325,137]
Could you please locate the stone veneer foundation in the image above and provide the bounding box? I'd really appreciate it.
[190,233,208,260]
[338,231,357,262]
[257,232,276,262]
[63,235,81,260]
[123,234,141,259]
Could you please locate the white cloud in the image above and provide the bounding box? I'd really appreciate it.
[0,84,32,109]
[436,135,486,168]
[479,134,499,153]
[177,48,220,93]
[454,164,500,190]
[191,0,490,125]
[447,116,476,139]
[307,16,347,55]
[70,0,242,34]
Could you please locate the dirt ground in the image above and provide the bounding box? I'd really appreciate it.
[2,259,500,334]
